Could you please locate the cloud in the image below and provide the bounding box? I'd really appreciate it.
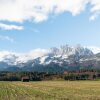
[89,0,100,21]
[0,48,51,63]
[89,14,97,21]
[14,49,50,63]
[0,23,23,30]
[0,0,100,23]
[0,35,14,43]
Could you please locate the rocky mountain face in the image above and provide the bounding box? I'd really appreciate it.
[0,45,100,72]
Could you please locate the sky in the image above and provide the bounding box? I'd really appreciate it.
[0,0,100,53]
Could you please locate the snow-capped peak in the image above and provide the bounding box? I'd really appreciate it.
[0,45,94,66]
[50,44,93,56]
[86,46,100,54]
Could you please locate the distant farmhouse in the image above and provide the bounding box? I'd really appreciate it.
[21,76,30,82]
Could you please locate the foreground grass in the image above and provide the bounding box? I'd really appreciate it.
[0,81,100,100]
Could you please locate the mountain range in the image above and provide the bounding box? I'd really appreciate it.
[1,44,100,72]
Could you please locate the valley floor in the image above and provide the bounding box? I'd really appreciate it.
[0,81,100,100]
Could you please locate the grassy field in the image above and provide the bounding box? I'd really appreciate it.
[0,81,100,100]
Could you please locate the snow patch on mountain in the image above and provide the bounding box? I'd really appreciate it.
[86,46,100,54]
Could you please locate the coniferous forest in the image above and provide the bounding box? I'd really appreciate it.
[0,69,100,81]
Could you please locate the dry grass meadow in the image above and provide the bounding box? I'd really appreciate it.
[0,81,100,100]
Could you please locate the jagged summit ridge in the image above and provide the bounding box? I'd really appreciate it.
[0,44,93,64]
[0,44,99,72]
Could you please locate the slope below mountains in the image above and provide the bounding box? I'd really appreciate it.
[0,45,100,72]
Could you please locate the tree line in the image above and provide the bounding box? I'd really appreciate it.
[0,69,100,81]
